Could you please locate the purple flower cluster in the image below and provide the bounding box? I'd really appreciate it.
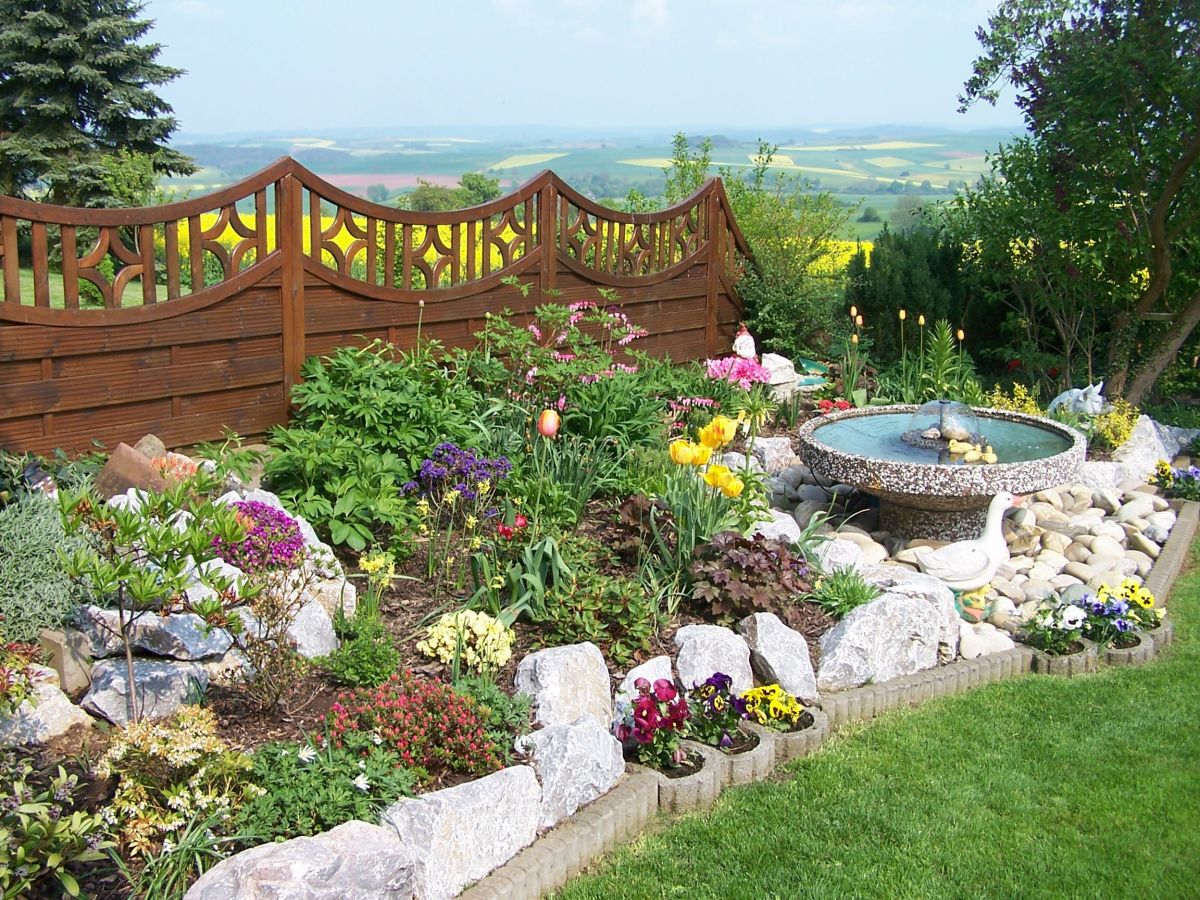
[403,443,511,501]
[211,500,306,573]
[1085,596,1133,633]
[688,672,748,749]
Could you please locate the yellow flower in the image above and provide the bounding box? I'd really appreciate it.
[669,439,696,465]
[477,479,491,494]
[445,489,460,505]
[690,442,712,466]
[703,464,733,489]
[899,309,907,321]
[849,305,858,318]
[957,328,965,341]
[721,477,745,498]
[415,498,430,515]
[918,314,926,326]
[699,415,737,449]
[466,514,478,529]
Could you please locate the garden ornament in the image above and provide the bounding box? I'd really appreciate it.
[732,323,757,360]
[911,491,1019,593]
[1046,381,1107,416]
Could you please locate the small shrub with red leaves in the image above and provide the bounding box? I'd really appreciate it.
[327,671,502,780]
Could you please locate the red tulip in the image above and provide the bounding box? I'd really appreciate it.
[514,514,528,529]
[537,409,560,439]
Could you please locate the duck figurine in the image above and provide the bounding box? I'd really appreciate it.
[911,492,1020,592]
[947,439,977,456]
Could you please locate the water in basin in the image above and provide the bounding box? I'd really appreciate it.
[812,413,1071,465]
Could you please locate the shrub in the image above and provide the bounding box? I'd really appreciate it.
[210,500,305,573]
[321,616,401,688]
[689,531,813,625]
[807,568,880,619]
[0,642,42,716]
[96,706,259,858]
[328,671,502,779]
[0,496,90,642]
[1088,397,1140,451]
[453,676,532,766]
[537,575,655,667]
[985,382,1045,415]
[233,736,418,843]
[416,610,515,675]
[1,751,111,899]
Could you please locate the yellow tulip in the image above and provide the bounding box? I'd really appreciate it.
[899,309,907,321]
[703,464,732,489]
[669,440,695,466]
[722,477,745,498]
[957,328,966,341]
[855,315,863,327]
[849,305,858,318]
[918,314,926,326]
[851,333,859,345]
[690,442,712,466]
[699,415,737,449]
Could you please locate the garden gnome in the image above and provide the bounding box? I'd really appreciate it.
[733,323,757,360]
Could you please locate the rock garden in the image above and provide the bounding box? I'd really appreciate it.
[2,302,1199,900]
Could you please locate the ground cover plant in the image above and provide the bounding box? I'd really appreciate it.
[558,553,1200,899]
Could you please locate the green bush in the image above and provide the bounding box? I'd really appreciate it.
[807,568,880,619]
[232,736,418,843]
[452,676,532,766]
[320,613,401,688]
[0,497,90,642]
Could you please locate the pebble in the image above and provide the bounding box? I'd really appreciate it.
[1065,543,1092,563]
[1034,551,1068,574]
[1042,532,1071,554]
[1022,580,1056,602]
[1090,488,1122,514]
[991,579,1025,603]
[1115,496,1155,522]
[1090,535,1126,558]
[1126,550,1154,577]
[1091,521,1127,542]
[1050,573,1082,589]
[1064,561,1095,582]
[1085,553,1123,573]
[1128,532,1161,559]
[1026,563,1056,583]
[1060,584,1092,604]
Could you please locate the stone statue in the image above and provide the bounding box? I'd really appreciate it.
[1047,381,1107,416]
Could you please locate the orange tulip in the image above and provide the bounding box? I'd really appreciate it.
[537,409,560,439]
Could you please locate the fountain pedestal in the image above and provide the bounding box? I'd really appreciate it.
[796,405,1085,542]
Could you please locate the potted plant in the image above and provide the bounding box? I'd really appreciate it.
[1081,580,1158,667]
[1020,599,1098,676]
[686,673,773,785]
[740,683,825,763]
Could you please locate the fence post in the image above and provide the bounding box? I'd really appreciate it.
[279,172,305,413]
[538,179,557,300]
[705,187,719,356]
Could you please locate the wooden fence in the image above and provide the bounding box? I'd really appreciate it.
[0,158,748,456]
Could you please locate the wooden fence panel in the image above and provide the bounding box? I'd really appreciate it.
[0,159,748,456]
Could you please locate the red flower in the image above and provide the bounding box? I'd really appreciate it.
[514,514,528,529]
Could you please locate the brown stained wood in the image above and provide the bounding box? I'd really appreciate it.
[384,222,395,288]
[60,226,79,309]
[1,216,19,303]
[366,216,377,286]
[164,221,181,300]
[31,223,50,307]
[140,224,156,304]
[188,214,203,290]
[278,174,305,398]
[255,189,268,261]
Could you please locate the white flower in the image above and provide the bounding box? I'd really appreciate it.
[352,774,370,792]
[297,745,317,764]
[161,839,175,854]
[358,759,366,770]
[1062,605,1087,630]
[372,733,383,746]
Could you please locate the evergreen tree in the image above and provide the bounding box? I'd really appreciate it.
[0,0,194,206]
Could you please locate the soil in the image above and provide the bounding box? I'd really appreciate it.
[1110,631,1141,650]
[722,727,758,756]
[658,750,704,779]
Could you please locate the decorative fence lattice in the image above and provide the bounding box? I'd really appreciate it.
[0,158,748,455]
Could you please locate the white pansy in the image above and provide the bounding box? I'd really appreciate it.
[1062,605,1087,630]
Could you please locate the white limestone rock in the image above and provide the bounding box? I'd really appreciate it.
[958,621,1016,660]
[817,593,946,692]
[382,766,540,900]
[748,436,798,474]
[0,670,92,748]
[858,564,960,662]
[82,658,209,725]
[751,508,803,544]
[237,596,338,660]
[132,612,233,660]
[737,612,819,703]
[515,643,611,727]
[674,624,755,696]
[185,820,416,900]
[761,352,798,385]
[813,538,865,575]
[516,716,624,830]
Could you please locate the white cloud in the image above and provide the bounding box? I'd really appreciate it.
[631,0,668,30]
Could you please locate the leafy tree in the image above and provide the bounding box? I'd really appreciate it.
[857,206,881,223]
[399,172,502,212]
[366,183,391,204]
[0,0,194,206]
[456,171,501,207]
[960,0,1200,403]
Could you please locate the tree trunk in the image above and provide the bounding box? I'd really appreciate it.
[1125,286,1200,405]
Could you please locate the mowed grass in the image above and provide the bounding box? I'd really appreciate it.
[557,549,1200,900]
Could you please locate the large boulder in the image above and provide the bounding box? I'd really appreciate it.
[514,643,611,727]
[382,766,541,900]
[859,564,960,661]
[185,820,416,900]
[674,624,754,696]
[817,593,946,692]
[306,576,357,621]
[0,668,92,748]
[72,605,126,658]
[748,436,798,474]
[237,597,338,660]
[738,613,818,703]
[516,716,624,830]
[81,658,209,725]
[132,612,233,661]
[92,443,167,500]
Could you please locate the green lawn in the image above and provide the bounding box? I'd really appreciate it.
[557,549,1200,900]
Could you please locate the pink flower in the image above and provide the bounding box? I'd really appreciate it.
[633,677,651,693]
[652,679,677,702]
[527,324,542,339]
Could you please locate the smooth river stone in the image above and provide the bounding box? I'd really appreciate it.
[1126,550,1154,577]
[1065,542,1092,563]
[1089,535,1126,559]
[1064,561,1095,582]
[1128,532,1161,559]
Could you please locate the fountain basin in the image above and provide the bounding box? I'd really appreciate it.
[796,405,1086,540]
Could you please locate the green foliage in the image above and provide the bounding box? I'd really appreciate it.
[112,809,254,900]
[452,676,532,766]
[232,736,418,843]
[537,572,656,668]
[471,534,574,623]
[875,319,985,404]
[1084,397,1140,452]
[0,0,194,204]
[0,642,41,716]
[844,226,968,364]
[0,751,111,899]
[0,496,90,642]
[320,614,401,688]
[688,531,814,626]
[807,568,880,619]
[399,171,501,212]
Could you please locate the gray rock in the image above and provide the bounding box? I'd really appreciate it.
[1126,550,1154,577]
[185,820,415,900]
[1085,553,1123,574]
[752,509,803,544]
[1022,580,1056,603]
[0,672,92,748]
[132,433,167,460]
[82,658,209,725]
[306,576,357,621]
[239,598,338,660]
[1064,561,1096,583]
[1115,495,1156,523]
[133,612,233,661]
[674,624,754,696]
[791,500,827,531]
[1090,535,1126,559]
[958,621,1015,659]
[738,612,819,703]
[748,436,797,474]
[1113,415,1173,483]
[988,596,1018,627]
[779,464,811,490]
[613,655,673,719]
[73,605,126,658]
[1128,532,1161,559]
[813,538,865,575]
[515,643,611,727]
[858,564,959,662]
[516,716,624,830]
[383,766,540,900]
[816,593,944,691]
[797,483,831,504]
[713,451,764,475]
[1060,583,1092,604]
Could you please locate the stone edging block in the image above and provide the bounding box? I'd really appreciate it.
[461,501,1198,898]
[1101,630,1156,667]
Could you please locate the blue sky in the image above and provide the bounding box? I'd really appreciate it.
[146,0,1022,136]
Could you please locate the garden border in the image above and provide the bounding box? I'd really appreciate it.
[460,498,1199,900]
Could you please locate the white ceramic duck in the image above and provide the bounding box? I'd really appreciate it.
[912,491,1019,592]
